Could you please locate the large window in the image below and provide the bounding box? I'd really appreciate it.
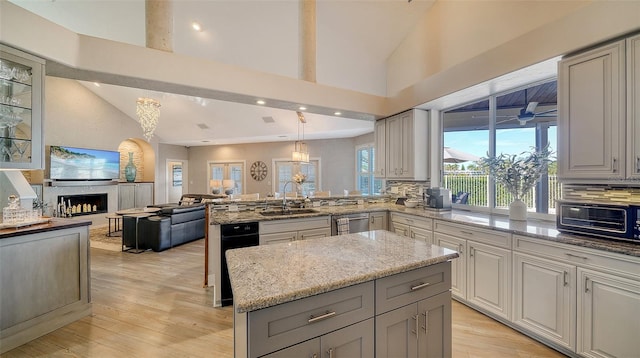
[273,159,320,197]
[356,144,383,195]
[209,161,244,194]
[442,80,559,215]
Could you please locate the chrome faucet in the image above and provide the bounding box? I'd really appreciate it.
[282,180,295,211]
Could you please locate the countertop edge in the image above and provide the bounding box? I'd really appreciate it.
[0,218,92,239]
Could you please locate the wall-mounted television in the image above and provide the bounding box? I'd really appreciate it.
[50,146,120,180]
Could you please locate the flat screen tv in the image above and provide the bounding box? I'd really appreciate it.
[50,146,120,180]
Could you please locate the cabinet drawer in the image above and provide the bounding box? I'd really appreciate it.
[248,281,374,357]
[434,220,511,249]
[514,235,640,279]
[390,213,432,230]
[260,216,331,234]
[376,262,451,315]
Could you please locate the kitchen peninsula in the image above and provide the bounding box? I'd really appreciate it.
[226,230,459,358]
[0,218,92,354]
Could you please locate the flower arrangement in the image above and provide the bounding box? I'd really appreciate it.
[478,145,553,200]
[292,172,307,184]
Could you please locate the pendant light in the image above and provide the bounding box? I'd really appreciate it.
[292,111,309,163]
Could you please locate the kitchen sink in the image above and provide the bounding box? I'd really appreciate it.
[260,208,319,217]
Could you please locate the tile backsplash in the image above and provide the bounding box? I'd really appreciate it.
[563,184,640,204]
[385,181,430,199]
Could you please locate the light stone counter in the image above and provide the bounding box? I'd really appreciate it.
[226,229,459,313]
[210,203,640,257]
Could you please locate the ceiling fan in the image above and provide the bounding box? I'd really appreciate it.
[507,101,557,125]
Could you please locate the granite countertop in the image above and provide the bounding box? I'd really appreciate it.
[0,218,92,239]
[226,230,459,313]
[210,203,640,258]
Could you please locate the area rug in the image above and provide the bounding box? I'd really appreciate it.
[89,224,122,252]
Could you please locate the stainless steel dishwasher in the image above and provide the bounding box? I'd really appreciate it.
[331,213,370,235]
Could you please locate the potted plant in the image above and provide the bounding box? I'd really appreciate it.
[478,145,553,220]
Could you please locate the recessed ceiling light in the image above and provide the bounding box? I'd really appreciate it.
[299,106,307,111]
[334,111,342,116]
[192,22,202,32]
[256,100,266,105]
[93,82,101,87]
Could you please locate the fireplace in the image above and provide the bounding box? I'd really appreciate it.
[57,193,108,217]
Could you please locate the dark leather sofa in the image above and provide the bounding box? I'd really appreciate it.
[122,203,206,252]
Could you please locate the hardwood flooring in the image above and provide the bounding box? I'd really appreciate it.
[2,239,566,357]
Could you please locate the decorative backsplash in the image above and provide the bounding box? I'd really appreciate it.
[562,184,640,204]
[385,181,430,199]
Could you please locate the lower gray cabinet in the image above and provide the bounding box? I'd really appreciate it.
[376,292,451,358]
[265,319,374,358]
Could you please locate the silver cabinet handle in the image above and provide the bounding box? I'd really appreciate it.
[460,230,474,235]
[458,244,463,255]
[563,271,568,286]
[327,348,334,358]
[613,157,618,172]
[411,282,431,291]
[637,157,640,173]
[421,311,429,334]
[308,310,336,324]
[469,247,475,257]
[585,277,591,293]
[411,314,418,335]
[565,253,588,260]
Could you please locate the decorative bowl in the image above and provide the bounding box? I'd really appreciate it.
[404,200,419,208]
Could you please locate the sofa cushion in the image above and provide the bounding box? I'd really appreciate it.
[140,216,172,252]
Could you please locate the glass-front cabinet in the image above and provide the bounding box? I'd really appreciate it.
[0,44,44,170]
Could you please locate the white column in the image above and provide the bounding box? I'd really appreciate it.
[299,0,316,82]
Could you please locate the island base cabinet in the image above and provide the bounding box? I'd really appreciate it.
[513,252,576,351]
[376,291,452,358]
[577,268,640,358]
[263,319,374,358]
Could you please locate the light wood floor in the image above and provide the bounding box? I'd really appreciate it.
[3,239,567,358]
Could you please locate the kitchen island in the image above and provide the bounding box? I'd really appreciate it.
[226,230,459,358]
[0,218,92,354]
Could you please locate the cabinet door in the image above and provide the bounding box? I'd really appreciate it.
[135,183,154,207]
[466,241,511,320]
[410,226,432,245]
[118,184,136,210]
[577,268,640,358]
[627,34,640,178]
[386,115,404,178]
[259,231,296,245]
[262,338,319,358]
[391,221,410,237]
[374,119,387,177]
[369,212,387,231]
[321,318,374,358]
[433,233,466,300]
[558,40,625,179]
[297,227,331,241]
[399,111,414,178]
[513,252,576,351]
[376,303,418,358]
[417,292,452,358]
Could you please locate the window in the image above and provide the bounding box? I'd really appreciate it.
[356,144,383,195]
[442,80,559,215]
[209,161,245,194]
[273,159,320,197]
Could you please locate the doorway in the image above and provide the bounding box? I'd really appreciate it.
[167,160,187,203]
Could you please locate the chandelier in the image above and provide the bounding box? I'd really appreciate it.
[135,98,161,141]
[292,111,309,163]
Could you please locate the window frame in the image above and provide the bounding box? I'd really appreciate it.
[207,160,246,195]
[355,143,383,196]
[271,158,321,197]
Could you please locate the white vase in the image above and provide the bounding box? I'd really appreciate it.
[509,198,527,221]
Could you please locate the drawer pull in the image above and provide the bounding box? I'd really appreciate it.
[460,230,474,235]
[327,347,334,358]
[565,253,588,260]
[411,282,431,291]
[308,310,336,323]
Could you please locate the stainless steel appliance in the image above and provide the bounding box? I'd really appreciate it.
[331,213,370,235]
[220,222,259,306]
[556,200,640,242]
[425,187,452,209]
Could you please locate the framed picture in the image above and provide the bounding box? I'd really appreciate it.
[172,164,182,187]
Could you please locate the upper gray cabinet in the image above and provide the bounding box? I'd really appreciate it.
[0,45,44,170]
[558,33,640,181]
[557,39,625,180]
[375,109,429,181]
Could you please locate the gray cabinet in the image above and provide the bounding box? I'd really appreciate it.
[627,34,640,178]
[118,182,153,210]
[259,216,331,245]
[390,212,433,244]
[369,211,387,231]
[0,45,44,170]
[376,109,430,180]
[558,39,626,180]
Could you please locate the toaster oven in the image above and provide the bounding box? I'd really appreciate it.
[556,201,640,242]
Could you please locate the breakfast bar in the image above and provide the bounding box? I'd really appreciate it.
[226,230,459,358]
